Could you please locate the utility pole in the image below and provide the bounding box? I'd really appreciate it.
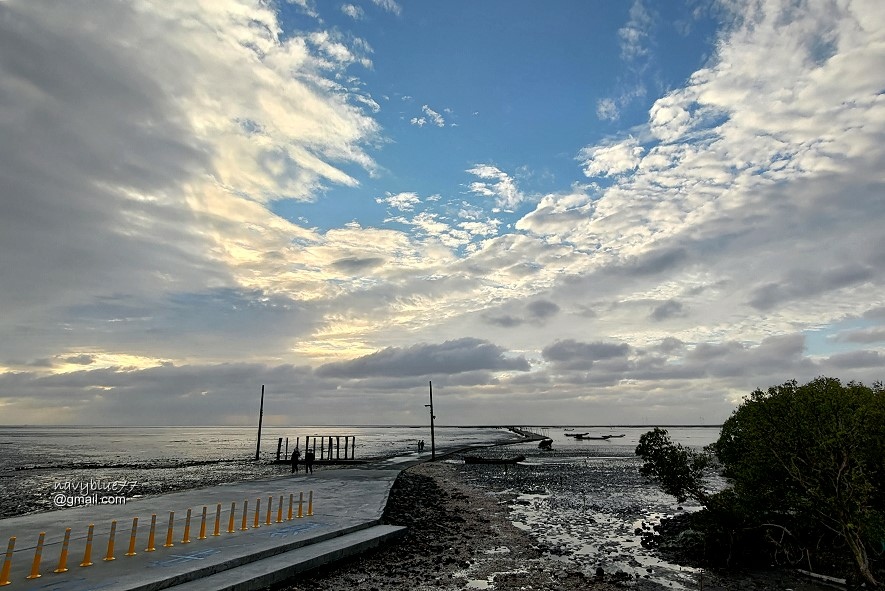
[425,381,436,459]
[255,384,265,461]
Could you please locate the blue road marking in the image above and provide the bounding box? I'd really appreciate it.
[33,577,116,591]
[267,522,323,538]
[149,548,221,567]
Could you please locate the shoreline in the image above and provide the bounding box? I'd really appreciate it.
[279,461,624,591]
[279,459,839,591]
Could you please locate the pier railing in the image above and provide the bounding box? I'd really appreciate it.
[0,489,316,586]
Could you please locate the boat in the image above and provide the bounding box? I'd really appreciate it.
[563,428,575,432]
[463,455,526,465]
[564,432,589,438]
[606,434,625,438]
[575,434,609,440]
[538,438,553,450]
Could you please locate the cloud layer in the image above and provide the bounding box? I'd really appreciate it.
[1,0,882,426]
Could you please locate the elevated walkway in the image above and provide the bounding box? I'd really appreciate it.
[0,458,417,590]
[0,433,535,590]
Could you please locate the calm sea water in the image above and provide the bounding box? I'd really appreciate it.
[1,424,745,589]
[0,424,515,518]
[0,424,718,520]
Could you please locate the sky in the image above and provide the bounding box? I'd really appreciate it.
[0,0,883,427]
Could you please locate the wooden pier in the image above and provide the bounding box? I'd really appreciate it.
[272,435,366,465]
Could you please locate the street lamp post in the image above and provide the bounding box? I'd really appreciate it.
[425,381,436,459]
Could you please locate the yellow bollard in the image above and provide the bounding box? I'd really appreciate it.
[240,500,249,531]
[227,502,236,534]
[288,493,294,521]
[26,532,45,579]
[253,498,261,529]
[276,495,284,523]
[80,525,95,567]
[181,509,192,544]
[145,514,157,552]
[163,512,175,548]
[265,496,272,526]
[54,529,72,573]
[198,506,208,540]
[103,520,117,561]
[307,490,313,516]
[213,504,222,536]
[125,518,138,556]
[0,537,14,586]
[297,492,303,518]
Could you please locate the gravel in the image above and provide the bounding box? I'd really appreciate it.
[277,461,624,591]
[276,454,839,591]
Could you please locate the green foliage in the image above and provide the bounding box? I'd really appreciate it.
[637,377,885,586]
[716,377,884,586]
[636,427,711,504]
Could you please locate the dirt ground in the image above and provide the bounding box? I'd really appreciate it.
[276,459,844,591]
[277,461,625,591]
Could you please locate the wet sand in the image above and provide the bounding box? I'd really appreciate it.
[279,461,624,591]
[278,458,836,591]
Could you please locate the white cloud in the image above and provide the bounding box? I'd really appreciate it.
[410,105,446,128]
[579,137,644,177]
[596,97,619,121]
[376,191,421,211]
[0,1,385,364]
[466,165,527,210]
[341,4,363,19]
[3,0,885,426]
[618,0,653,60]
[370,0,401,16]
[421,104,446,127]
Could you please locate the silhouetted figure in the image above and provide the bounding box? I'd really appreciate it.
[290,447,301,473]
[304,449,315,474]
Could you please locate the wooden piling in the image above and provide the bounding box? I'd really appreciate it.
[255,384,264,461]
[276,438,282,462]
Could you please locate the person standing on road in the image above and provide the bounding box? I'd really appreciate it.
[290,446,301,473]
[304,448,315,474]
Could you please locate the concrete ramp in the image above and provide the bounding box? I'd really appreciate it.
[168,525,406,591]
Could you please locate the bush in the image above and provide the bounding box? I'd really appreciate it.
[637,377,885,587]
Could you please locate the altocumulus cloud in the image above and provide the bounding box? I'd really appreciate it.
[315,338,530,378]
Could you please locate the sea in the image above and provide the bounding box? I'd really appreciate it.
[0,424,515,518]
[7,424,800,590]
